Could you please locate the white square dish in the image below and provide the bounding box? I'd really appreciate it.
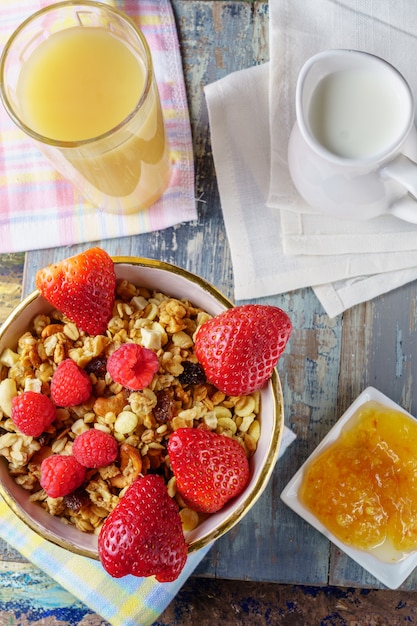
[281,386,417,589]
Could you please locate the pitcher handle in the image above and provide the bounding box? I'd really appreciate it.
[380,154,417,222]
[388,195,417,223]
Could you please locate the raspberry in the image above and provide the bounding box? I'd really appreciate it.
[11,391,56,437]
[107,343,159,391]
[40,454,86,498]
[72,429,119,468]
[50,359,92,407]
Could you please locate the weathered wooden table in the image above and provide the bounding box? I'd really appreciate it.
[1,0,417,623]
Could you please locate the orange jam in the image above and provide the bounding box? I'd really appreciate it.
[299,400,417,555]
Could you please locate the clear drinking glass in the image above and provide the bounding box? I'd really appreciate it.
[0,0,171,214]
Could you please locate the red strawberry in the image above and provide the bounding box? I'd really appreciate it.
[98,474,187,582]
[194,304,292,395]
[168,428,250,514]
[11,391,56,437]
[106,343,159,390]
[35,247,116,335]
[50,359,92,407]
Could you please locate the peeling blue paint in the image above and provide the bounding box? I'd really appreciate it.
[396,322,404,378]
[0,601,105,625]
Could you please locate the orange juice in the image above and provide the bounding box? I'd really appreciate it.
[16,26,170,212]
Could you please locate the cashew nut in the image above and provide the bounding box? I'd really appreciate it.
[110,443,142,488]
[0,378,17,417]
[41,324,65,339]
[93,391,127,418]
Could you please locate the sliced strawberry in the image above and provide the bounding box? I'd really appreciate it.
[168,428,250,514]
[35,247,116,335]
[194,304,292,396]
[98,474,188,581]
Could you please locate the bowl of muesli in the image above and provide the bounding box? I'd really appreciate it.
[0,256,284,564]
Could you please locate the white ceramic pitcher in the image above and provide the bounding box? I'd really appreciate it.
[287,49,417,222]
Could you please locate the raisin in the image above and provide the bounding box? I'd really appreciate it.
[153,389,176,424]
[38,432,51,446]
[64,487,90,512]
[178,361,206,386]
[85,357,107,378]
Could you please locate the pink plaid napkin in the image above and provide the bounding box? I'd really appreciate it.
[0,0,196,253]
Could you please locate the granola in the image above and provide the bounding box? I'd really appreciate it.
[0,280,261,535]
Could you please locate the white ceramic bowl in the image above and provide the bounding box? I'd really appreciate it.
[0,257,284,560]
[281,386,417,589]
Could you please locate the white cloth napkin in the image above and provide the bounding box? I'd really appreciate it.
[205,0,417,317]
[269,0,417,255]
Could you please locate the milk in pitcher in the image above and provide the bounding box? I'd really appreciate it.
[308,68,405,159]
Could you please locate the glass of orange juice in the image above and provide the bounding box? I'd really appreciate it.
[0,0,172,214]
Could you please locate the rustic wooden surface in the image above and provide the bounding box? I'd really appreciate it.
[1,0,417,623]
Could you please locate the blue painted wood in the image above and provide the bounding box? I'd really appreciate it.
[194,287,340,584]
[331,283,417,590]
[4,2,417,624]
[2,568,417,625]
[0,563,108,624]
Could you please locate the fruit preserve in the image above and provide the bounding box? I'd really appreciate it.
[299,400,417,559]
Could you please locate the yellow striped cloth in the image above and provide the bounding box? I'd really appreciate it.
[0,416,295,624]
[0,497,211,625]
